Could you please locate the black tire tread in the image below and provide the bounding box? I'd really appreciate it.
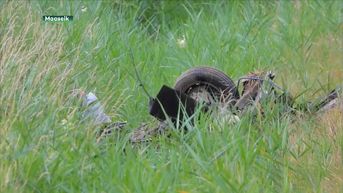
[174,67,238,100]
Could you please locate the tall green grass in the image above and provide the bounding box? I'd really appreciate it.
[0,0,342,192]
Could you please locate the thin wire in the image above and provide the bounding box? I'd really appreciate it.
[128,48,153,99]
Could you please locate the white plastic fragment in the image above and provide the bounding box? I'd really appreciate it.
[83,92,98,106]
[82,92,112,125]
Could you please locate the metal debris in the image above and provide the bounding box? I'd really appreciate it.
[130,122,168,143]
[314,86,342,114]
[136,69,341,142]
[78,67,341,144]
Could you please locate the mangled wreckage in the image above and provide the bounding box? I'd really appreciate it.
[81,67,342,143]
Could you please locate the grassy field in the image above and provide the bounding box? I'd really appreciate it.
[0,0,342,192]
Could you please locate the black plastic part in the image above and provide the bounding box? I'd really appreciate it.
[149,85,198,123]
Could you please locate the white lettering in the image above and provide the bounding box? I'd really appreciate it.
[43,16,72,22]
[44,16,51,21]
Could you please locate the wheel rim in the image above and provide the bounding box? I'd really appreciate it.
[185,84,221,104]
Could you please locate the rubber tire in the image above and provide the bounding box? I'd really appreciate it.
[174,67,239,103]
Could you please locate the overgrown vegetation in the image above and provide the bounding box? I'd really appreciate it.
[0,0,342,192]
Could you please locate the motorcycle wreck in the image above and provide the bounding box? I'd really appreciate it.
[81,67,343,143]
